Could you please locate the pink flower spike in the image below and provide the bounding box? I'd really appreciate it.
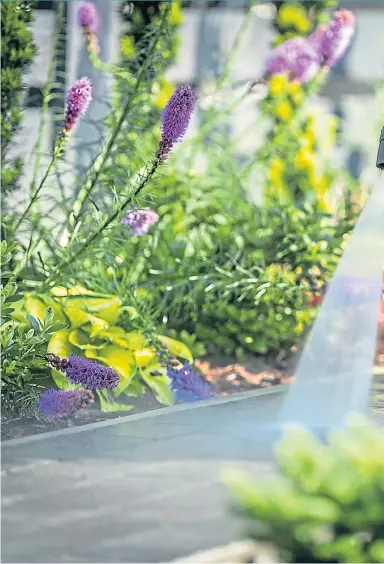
[122,209,160,236]
[77,1,100,33]
[64,76,92,133]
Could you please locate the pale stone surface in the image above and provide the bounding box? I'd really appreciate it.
[2,392,283,563]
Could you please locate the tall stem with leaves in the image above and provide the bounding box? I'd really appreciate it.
[65,4,171,239]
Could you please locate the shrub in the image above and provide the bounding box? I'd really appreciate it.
[1,1,36,202]
[223,416,384,563]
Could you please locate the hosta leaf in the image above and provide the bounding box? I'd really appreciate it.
[134,348,156,367]
[87,314,109,337]
[121,331,147,351]
[25,295,46,322]
[64,296,122,323]
[85,345,136,382]
[68,285,96,296]
[47,330,80,390]
[140,367,174,406]
[64,305,89,329]
[97,390,133,413]
[50,286,68,297]
[68,329,105,350]
[120,378,146,397]
[157,335,193,362]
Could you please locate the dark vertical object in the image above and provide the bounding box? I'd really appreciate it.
[347,148,364,179]
[51,0,67,146]
[376,127,384,170]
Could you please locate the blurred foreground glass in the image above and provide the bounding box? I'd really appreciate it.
[278,173,384,430]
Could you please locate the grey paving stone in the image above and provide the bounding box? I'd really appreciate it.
[2,393,280,563]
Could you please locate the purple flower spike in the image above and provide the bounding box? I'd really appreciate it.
[317,10,355,68]
[77,1,100,33]
[64,77,92,133]
[168,362,217,403]
[122,208,159,236]
[265,37,320,84]
[66,355,120,389]
[158,84,196,161]
[38,389,94,419]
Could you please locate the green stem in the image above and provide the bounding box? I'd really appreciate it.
[14,137,65,233]
[29,2,64,196]
[66,5,170,238]
[215,1,257,92]
[18,2,65,274]
[87,45,131,82]
[43,159,160,288]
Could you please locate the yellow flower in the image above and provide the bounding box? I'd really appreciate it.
[268,157,285,184]
[323,115,338,153]
[275,100,293,122]
[277,3,311,34]
[153,78,175,109]
[287,80,303,105]
[170,1,183,26]
[269,73,289,97]
[120,35,135,58]
[295,147,315,170]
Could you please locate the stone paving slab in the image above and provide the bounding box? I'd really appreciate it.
[2,391,284,564]
[2,382,383,564]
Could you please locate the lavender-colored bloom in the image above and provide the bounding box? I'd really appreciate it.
[168,362,216,403]
[77,1,100,33]
[265,37,320,84]
[38,389,94,419]
[122,208,159,236]
[158,84,196,161]
[316,10,355,68]
[66,355,120,389]
[64,77,92,133]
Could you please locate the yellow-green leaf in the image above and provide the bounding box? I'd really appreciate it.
[134,348,156,367]
[85,345,136,382]
[68,329,105,350]
[50,286,68,297]
[64,305,89,329]
[47,330,79,390]
[121,331,147,351]
[68,285,95,296]
[97,390,133,413]
[64,296,122,323]
[87,314,109,337]
[24,295,46,322]
[140,367,174,406]
[157,335,193,362]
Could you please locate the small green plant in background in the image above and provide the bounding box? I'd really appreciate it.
[1,0,36,205]
[1,241,67,415]
[223,416,384,563]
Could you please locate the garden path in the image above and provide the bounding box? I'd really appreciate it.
[2,377,383,564]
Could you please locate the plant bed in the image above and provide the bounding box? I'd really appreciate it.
[1,352,296,441]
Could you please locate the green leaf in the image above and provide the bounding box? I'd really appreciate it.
[26,314,41,334]
[44,306,54,326]
[68,329,105,350]
[140,366,174,406]
[157,335,193,362]
[46,323,69,333]
[97,390,133,413]
[5,294,23,303]
[25,295,46,322]
[134,348,156,367]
